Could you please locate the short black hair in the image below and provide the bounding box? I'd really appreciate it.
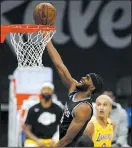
[75,135,94,147]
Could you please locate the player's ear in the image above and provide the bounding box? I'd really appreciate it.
[90,86,95,91]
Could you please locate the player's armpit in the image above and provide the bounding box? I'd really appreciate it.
[46,41,77,89]
[83,121,94,137]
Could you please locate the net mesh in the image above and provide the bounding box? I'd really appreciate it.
[10,30,55,68]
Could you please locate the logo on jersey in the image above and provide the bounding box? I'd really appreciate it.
[64,103,70,118]
[38,112,56,126]
[96,133,112,141]
[60,103,70,123]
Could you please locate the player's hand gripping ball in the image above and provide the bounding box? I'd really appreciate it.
[33,3,56,25]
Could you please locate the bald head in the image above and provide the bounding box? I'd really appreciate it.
[96,94,113,105]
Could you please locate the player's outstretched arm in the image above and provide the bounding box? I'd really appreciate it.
[55,103,92,147]
[46,41,77,90]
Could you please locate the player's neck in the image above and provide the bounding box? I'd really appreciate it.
[96,115,107,127]
[41,100,52,108]
[75,90,91,100]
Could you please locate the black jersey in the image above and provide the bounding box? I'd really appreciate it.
[59,90,93,147]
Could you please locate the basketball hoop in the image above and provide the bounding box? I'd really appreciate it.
[0,24,56,68]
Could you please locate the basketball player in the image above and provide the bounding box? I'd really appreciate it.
[46,41,104,147]
[83,95,115,147]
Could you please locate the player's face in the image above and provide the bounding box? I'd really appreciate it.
[96,97,112,118]
[76,75,95,92]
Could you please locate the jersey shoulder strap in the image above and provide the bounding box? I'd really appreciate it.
[68,90,78,99]
[107,118,112,124]
[107,118,114,129]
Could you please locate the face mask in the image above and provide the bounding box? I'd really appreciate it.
[112,104,117,109]
[41,93,52,102]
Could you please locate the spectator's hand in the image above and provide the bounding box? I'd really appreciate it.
[36,139,46,147]
[49,140,56,147]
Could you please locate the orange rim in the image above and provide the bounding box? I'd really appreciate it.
[1,25,10,43]
[0,24,56,43]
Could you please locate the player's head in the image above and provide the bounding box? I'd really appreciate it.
[75,135,94,147]
[96,95,112,119]
[76,73,104,94]
[40,82,54,102]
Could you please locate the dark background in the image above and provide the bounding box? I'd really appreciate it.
[0,0,131,146]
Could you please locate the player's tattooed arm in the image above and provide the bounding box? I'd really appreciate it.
[55,103,92,147]
[83,121,94,137]
[46,41,77,90]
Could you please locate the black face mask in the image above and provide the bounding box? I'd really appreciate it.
[41,93,52,102]
[112,104,117,109]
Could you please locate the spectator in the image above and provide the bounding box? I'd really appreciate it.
[103,90,129,147]
[23,82,63,147]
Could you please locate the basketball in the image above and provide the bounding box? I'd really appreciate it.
[33,3,56,25]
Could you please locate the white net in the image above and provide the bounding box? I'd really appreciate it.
[10,30,56,68]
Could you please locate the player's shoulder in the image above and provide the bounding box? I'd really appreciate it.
[107,118,115,130]
[90,116,100,128]
[107,118,114,126]
[68,90,78,98]
[78,101,92,110]
[84,118,94,135]
[90,116,96,123]
[74,102,92,117]
[91,116,96,120]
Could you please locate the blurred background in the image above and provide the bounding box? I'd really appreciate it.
[0,0,131,147]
